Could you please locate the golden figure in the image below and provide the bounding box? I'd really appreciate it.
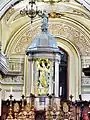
[14,102,19,119]
[36,58,50,95]
[63,102,69,113]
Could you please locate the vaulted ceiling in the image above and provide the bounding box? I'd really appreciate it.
[0,0,90,18]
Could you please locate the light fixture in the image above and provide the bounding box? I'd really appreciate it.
[20,0,42,23]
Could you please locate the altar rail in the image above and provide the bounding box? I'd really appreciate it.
[1,94,90,120]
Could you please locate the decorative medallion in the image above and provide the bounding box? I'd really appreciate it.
[63,102,69,113]
[14,102,20,113]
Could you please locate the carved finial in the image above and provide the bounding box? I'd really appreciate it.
[41,11,48,32]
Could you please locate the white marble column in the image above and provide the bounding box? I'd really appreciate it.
[29,61,32,96]
[26,58,37,96]
[33,60,36,95]
[25,57,33,96]
[35,61,39,96]
[49,62,53,95]
[31,60,34,94]
[55,61,59,97]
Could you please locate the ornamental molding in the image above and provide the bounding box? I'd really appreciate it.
[5,18,90,56]
[12,7,90,22]
[0,0,21,18]
[0,75,24,85]
[4,8,15,22]
[5,89,22,92]
[81,56,90,68]
[82,76,90,86]
[1,0,90,20]
[3,3,90,23]
[8,58,24,72]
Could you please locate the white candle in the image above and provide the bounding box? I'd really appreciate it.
[60,86,62,96]
[23,86,24,95]
[10,86,12,94]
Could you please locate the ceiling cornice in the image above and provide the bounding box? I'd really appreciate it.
[0,0,21,19]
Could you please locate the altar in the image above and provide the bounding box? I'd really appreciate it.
[1,95,90,120]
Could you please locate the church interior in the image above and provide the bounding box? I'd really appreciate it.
[0,0,90,119]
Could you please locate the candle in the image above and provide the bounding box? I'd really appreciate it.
[10,86,12,94]
[60,86,62,96]
[22,86,24,95]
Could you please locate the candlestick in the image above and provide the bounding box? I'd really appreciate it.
[7,94,13,119]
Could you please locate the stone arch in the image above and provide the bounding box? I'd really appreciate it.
[57,37,81,100]
[4,18,90,99]
[5,18,90,56]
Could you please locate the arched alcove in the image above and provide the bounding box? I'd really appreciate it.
[59,47,68,99]
[57,37,81,100]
